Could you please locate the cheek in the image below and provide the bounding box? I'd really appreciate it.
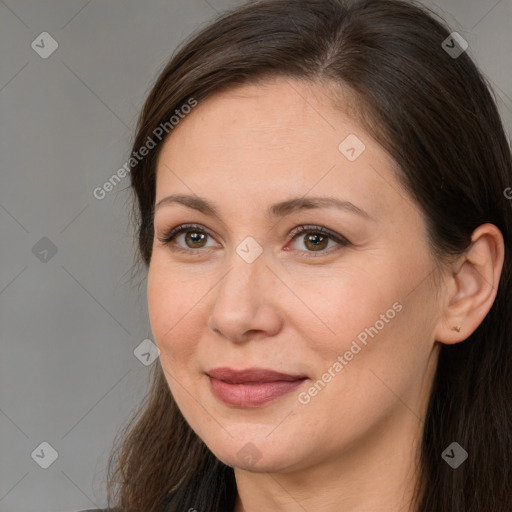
[299,265,423,405]
[295,272,395,360]
[147,265,172,340]
[147,263,200,363]
[318,279,437,421]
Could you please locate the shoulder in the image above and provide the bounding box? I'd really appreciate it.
[75,509,109,512]
[74,507,120,512]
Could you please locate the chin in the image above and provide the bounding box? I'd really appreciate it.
[203,431,306,472]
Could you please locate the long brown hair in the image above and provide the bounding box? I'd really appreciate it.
[106,0,512,510]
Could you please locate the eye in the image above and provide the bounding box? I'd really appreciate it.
[287,225,350,257]
[157,223,350,257]
[157,223,218,254]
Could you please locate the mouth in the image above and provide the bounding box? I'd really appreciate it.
[206,367,309,407]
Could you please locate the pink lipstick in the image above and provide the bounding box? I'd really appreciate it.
[207,367,308,407]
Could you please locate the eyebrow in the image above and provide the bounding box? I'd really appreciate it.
[154,194,373,221]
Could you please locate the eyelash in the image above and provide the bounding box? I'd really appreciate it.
[157,223,350,258]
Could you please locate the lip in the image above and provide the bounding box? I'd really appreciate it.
[206,367,308,408]
[207,367,307,383]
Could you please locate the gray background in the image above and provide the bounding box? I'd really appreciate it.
[0,1,510,511]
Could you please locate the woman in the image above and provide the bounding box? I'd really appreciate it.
[83,0,512,510]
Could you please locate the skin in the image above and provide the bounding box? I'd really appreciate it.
[147,77,504,512]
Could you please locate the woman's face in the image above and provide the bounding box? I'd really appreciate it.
[148,77,444,473]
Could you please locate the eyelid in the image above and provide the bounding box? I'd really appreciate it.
[157,223,219,252]
[288,224,350,245]
[157,222,350,256]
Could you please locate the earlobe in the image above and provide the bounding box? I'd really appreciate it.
[434,223,505,345]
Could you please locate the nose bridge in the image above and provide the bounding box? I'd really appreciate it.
[218,237,268,304]
[207,238,281,340]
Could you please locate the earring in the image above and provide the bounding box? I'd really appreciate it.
[451,325,461,332]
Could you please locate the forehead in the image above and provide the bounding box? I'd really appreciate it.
[154,78,415,225]
[161,78,360,153]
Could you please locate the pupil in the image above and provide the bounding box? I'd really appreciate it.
[307,233,327,250]
[188,232,205,246]
[183,232,328,251]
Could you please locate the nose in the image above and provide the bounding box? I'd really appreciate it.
[207,246,283,343]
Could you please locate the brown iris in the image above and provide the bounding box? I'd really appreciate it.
[185,231,207,248]
[303,232,328,251]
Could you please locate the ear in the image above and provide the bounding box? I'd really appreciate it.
[435,223,505,344]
